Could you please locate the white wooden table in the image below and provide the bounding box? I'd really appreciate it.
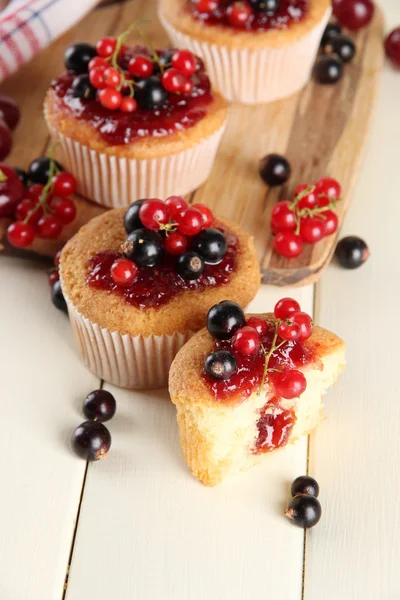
[1,1,400,598]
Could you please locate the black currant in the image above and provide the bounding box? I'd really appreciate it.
[204,350,238,381]
[176,251,205,280]
[259,153,291,187]
[123,199,146,234]
[314,55,344,84]
[64,43,97,74]
[71,74,96,100]
[14,167,29,187]
[152,50,175,74]
[51,279,68,314]
[207,300,246,340]
[83,389,116,423]
[135,76,168,111]
[291,475,319,498]
[122,228,164,267]
[335,236,369,269]
[328,35,356,63]
[191,228,227,264]
[71,421,111,461]
[285,494,322,528]
[28,157,63,184]
[255,0,280,16]
[321,22,342,47]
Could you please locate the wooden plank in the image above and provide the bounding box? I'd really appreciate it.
[304,8,400,596]
[0,257,100,600]
[64,285,315,600]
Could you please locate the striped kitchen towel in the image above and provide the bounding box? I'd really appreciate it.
[0,0,99,83]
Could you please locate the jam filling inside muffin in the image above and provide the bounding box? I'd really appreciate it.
[86,228,239,309]
[188,0,308,32]
[52,48,214,145]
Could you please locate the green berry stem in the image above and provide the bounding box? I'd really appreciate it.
[23,145,60,224]
[0,169,7,183]
[257,322,287,396]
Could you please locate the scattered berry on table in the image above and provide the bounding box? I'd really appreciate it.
[64,43,97,74]
[314,55,344,84]
[285,494,322,528]
[385,27,400,68]
[176,251,205,280]
[51,279,68,313]
[328,35,356,63]
[111,257,138,287]
[291,475,320,498]
[333,0,374,30]
[335,235,369,269]
[71,421,112,461]
[83,389,117,423]
[205,350,238,380]
[321,22,342,46]
[207,301,246,340]
[191,228,227,264]
[259,153,291,187]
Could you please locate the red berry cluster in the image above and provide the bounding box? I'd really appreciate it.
[191,0,280,28]
[87,24,198,111]
[271,177,341,259]
[4,158,77,249]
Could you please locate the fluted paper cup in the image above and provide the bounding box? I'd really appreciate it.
[48,122,226,208]
[64,294,195,389]
[159,8,331,104]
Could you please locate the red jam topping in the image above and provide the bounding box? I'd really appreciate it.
[86,229,238,309]
[254,399,295,454]
[189,0,308,32]
[52,49,213,145]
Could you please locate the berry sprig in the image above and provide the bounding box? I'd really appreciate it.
[271,177,341,259]
[5,150,77,249]
[204,298,313,400]
[108,196,223,287]
[285,475,322,528]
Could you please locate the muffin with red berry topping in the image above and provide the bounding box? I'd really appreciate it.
[59,197,260,389]
[159,0,331,104]
[44,24,227,208]
[169,297,345,485]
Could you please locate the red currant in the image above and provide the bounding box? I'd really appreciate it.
[49,271,60,286]
[0,175,24,218]
[96,37,117,58]
[165,196,188,218]
[128,55,154,78]
[193,0,219,13]
[104,67,121,88]
[89,56,108,71]
[15,198,42,224]
[315,177,341,201]
[278,319,301,341]
[274,369,307,399]
[139,199,170,230]
[385,27,400,68]
[273,231,304,258]
[274,297,301,320]
[300,216,325,244]
[164,232,188,255]
[271,201,296,232]
[233,326,261,356]
[89,66,106,89]
[52,172,76,198]
[27,183,44,201]
[36,215,62,239]
[0,119,12,161]
[246,316,270,336]
[295,184,318,209]
[176,207,204,236]
[120,97,137,113]
[321,210,338,236]
[50,197,77,225]
[0,164,18,180]
[171,50,197,76]
[333,0,374,30]
[7,221,36,247]
[54,249,62,267]
[162,68,187,93]
[290,311,313,341]
[181,78,194,94]
[226,1,252,27]
[111,258,138,287]
[192,203,214,227]
[98,88,122,110]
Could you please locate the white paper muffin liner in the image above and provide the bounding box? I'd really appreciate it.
[159,8,331,104]
[49,122,226,208]
[64,294,195,389]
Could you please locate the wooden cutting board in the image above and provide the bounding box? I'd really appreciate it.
[0,0,383,284]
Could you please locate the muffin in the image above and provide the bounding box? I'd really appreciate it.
[44,29,228,208]
[159,0,331,104]
[60,197,260,389]
[169,297,345,486]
